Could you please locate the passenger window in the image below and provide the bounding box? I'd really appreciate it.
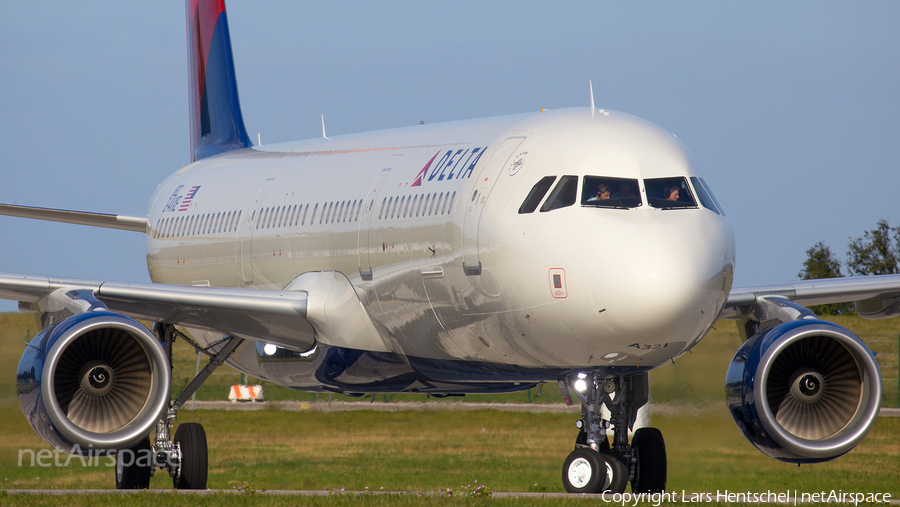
[540,176,578,212]
[644,177,697,209]
[581,176,641,209]
[448,191,457,213]
[519,176,556,214]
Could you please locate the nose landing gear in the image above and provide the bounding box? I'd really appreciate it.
[559,371,666,494]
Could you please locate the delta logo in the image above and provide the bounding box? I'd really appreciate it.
[411,147,487,187]
[162,184,202,213]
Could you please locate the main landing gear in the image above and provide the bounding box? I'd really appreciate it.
[558,371,666,494]
[115,324,243,490]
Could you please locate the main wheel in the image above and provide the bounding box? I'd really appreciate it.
[562,448,607,493]
[631,427,666,493]
[601,453,629,493]
[174,422,208,490]
[115,436,152,490]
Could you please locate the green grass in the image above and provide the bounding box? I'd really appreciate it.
[1,311,899,503]
[14,492,879,507]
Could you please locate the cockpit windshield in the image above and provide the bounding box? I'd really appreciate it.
[581,176,642,209]
[644,177,697,209]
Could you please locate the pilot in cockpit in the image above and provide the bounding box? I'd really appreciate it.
[587,184,611,202]
[664,185,680,201]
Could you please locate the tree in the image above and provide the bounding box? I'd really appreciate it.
[799,241,843,280]
[798,241,854,315]
[847,219,899,276]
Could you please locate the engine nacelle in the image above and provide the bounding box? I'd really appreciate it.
[16,311,171,454]
[726,319,881,463]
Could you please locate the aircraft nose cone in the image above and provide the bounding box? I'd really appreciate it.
[592,214,730,343]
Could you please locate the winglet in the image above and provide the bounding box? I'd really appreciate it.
[186,0,253,162]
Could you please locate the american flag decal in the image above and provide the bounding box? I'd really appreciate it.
[178,186,201,211]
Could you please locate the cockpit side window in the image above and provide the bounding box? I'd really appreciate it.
[581,176,642,209]
[540,175,578,212]
[518,176,556,214]
[644,177,697,209]
[698,177,725,216]
[690,176,719,215]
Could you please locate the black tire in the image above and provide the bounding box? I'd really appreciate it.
[631,427,666,493]
[115,437,152,490]
[601,452,629,494]
[174,422,208,490]
[562,448,606,494]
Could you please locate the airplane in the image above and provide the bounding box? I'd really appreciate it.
[4,0,897,494]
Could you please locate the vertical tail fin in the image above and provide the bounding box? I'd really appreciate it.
[186,0,252,162]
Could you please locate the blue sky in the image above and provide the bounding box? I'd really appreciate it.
[1,2,899,312]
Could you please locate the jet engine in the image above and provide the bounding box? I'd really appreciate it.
[16,311,171,454]
[726,319,881,463]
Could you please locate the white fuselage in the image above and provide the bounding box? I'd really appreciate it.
[144,108,735,385]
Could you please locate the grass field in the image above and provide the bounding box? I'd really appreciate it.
[1,311,898,504]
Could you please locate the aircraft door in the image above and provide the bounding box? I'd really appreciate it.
[358,169,391,281]
[240,178,273,283]
[462,137,525,274]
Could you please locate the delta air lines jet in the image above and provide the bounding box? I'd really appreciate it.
[4,0,897,494]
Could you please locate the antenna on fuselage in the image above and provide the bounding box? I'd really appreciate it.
[589,80,595,110]
[321,114,330,140]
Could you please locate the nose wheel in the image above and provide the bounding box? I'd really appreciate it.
[562,448,607,493]
[559,371,666,494]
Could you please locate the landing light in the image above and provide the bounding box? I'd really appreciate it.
[263,343,277,356]
[574,379,587,393]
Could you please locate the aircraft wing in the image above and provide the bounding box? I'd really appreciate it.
[0,271,389,353]
[0,203,148,232]
[722,273,900,319]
